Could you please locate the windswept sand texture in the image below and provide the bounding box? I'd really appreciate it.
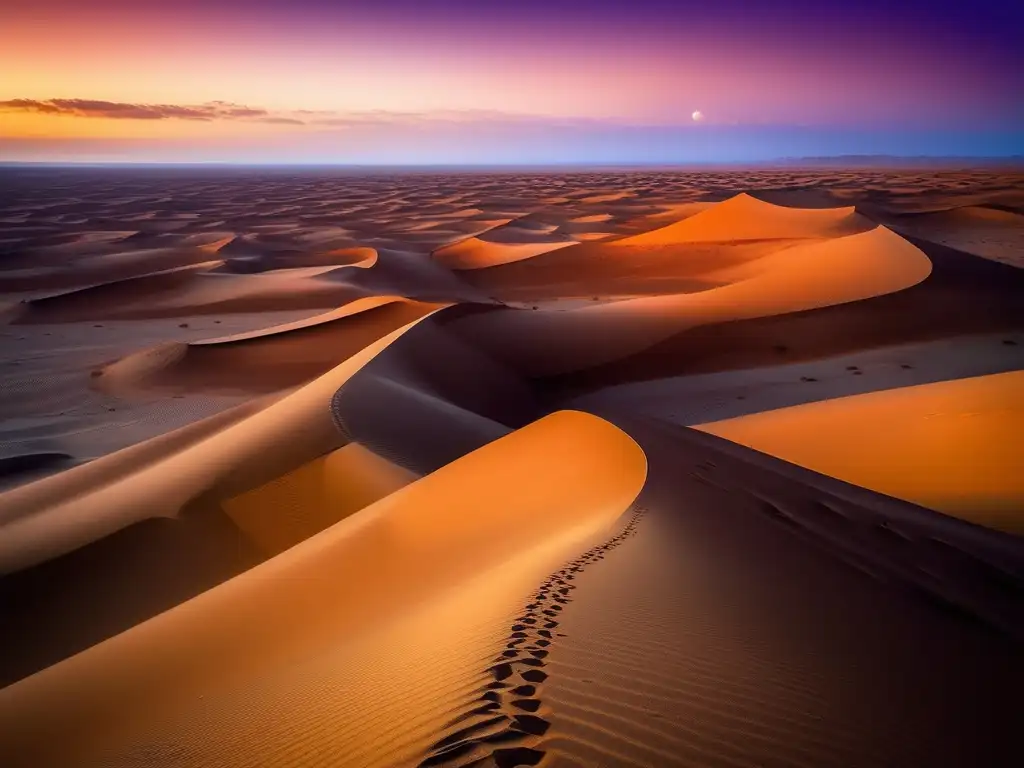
[1,167,1023,767]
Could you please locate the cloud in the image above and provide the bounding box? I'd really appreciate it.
[0,98,65,115]
[308,110,621,130]
[0,98,300,123]
[1,99,614,131]
[254,116,307,125]
[1,99,644,132]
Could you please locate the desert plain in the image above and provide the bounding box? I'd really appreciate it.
[0,166,1022,767]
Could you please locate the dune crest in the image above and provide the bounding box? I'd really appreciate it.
[9,262,373,323]
[689,224,934,315]
[433,234,574,270]
[619,192,870,244]
[95,296,442,394]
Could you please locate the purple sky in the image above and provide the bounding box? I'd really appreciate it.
[2,0,1021,162]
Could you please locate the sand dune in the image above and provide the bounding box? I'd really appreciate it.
[95,296,441,394]
[532,414,1024,768]
[459,236,769,302]
[0,313,433,574]
[2,168,1023,768]
[0,411,647,767]
[902,204,1024,225]
[433,235,575,270]
[569,332,1024,426]
[460,193,880,303]
[8,262,370,323]
[621,192,871,244]
[887,204,1024,267]
[0,310,323,480]
[448,224,931,376]
[333,310,542,474]
[0,311,438,686]
[8,260,223,322]
[551,234,1024,394]
[345,246,495,304]
[217,245,378,273]
[0,247,227,293]
[698,371,1024,532]
[690,224,932,314]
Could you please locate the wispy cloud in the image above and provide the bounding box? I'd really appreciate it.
[253,116,307,126]
[0,99,620,130]
[0,98,307,124]
[308,109,618,129]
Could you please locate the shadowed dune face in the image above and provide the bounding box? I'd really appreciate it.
[1,167,1023,768]
[331,310,544,475]
[566,332,1024,428]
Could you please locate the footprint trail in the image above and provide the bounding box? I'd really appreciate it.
[418,507,648,768]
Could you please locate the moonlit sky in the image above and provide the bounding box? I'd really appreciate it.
[2,0,1022,164]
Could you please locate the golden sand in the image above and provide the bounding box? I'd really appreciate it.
[698,371,1024,532]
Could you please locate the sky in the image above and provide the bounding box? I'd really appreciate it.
[1,0,1022,164]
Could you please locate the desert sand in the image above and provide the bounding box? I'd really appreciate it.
[1,167,1022,767]
[697,370,1024,532]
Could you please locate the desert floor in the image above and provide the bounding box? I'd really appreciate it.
[1,167,1022,767]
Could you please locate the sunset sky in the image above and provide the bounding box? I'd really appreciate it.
[2,0,1022,164]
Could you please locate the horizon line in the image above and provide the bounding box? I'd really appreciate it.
[2,155,1023,172]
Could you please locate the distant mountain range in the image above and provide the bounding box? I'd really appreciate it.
[768,155,1024,169]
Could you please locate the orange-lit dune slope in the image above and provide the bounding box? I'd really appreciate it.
[0,411,646,767]
[698,370,1024,532]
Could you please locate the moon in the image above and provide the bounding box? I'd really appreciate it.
[691,110,704,122]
